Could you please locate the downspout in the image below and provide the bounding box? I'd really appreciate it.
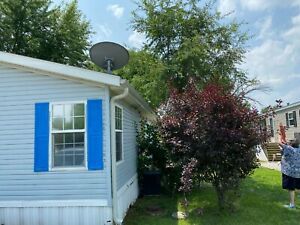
[110,87,129,225]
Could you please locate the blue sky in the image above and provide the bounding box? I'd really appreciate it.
[53,0,300,109]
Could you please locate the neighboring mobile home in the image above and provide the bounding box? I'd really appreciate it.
[0,51,153,225]
[266,101,300,143]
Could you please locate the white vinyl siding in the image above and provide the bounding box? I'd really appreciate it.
[0,65,111,202]
[273,105,300,143]
[116,102,140,190]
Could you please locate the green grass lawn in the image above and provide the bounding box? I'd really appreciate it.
[124,168,300,225]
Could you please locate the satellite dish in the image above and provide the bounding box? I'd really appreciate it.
[89,42,129,74]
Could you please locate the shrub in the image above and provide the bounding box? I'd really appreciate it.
[137,120,181,194]
[160,81,268,209]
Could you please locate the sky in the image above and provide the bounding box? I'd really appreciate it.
[53,0,300,109]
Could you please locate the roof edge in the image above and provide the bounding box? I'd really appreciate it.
[0,51,121,87]
[0,51,155,120]
[275,101,300,113]
[120,80,156,120]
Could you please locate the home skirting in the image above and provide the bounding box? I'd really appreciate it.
[116,173,138,222]
[0,200,112,225]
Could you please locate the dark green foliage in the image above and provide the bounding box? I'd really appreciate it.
[124,0,257,109]
[0,0,91,67]
[137,120,181,193]
[0,0,57,56]
[53,1,91,67]
[116,50,168,109]
[137,121,166,173]
[132,0,250,88]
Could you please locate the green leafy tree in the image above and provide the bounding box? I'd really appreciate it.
[53,1,91,67]
[132,0,250,88]
[0,0,91,67]
[116,50,167,108]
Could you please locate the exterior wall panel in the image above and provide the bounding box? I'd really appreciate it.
[115,101,140,190]
[0,65,111,202]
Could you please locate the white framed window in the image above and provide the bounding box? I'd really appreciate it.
[288,112,296,126]
[50,102,86,169]
[115,105,123,162]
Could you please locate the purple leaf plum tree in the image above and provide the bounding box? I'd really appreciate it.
[160,81,269,209]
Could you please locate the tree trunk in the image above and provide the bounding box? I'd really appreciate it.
[215,184,226,210]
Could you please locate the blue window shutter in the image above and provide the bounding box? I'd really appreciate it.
[87,99,103,170]
[34,103,49,172]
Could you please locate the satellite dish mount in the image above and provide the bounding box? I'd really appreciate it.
[104,57,114,73]
[89,42,129,74]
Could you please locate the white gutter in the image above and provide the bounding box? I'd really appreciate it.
[110,87,129,225]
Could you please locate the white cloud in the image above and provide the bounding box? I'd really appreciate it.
[218,0,300,13]
[218,0,237,16]
[217,0,300,13]
[243,40,291,83]
[106,4,124,19]
[283,13,300,49]
[292,0,300,7]
[241,0,267,11]
[256,16,273,40]
[128,31,146,49]
[95,24,112,41]
[245,39,298,86]
[236,0,300,107]
[241,16,300,107]
[281,84,300,103]
[292,13,300,24]
[240,0,282,11]
[216,0,300,107]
